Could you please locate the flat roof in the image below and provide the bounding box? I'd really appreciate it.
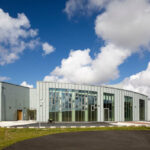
[0,81,30,89]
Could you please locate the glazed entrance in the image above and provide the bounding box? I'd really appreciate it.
[103,93,115,121]
[49,88,97,122]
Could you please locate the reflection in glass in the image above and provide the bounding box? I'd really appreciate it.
[124,96,133,121]
[49,88,97,122]
[139,99,145,121]
[103,93,115,121]
[49,89,59,121]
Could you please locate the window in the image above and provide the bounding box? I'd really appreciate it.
[103,93,115,121]
[124,96,133,121]
[139,99,145,121]
[49,88,97,122]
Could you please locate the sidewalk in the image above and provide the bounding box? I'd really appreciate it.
[0,121,150,128]
[110,121,150,127]
[0,120,36,127]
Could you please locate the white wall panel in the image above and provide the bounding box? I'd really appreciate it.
[36,82,148,122]
[0,83,2,121]
[29,88,37,110]
[148,99,150,121]
[0,82,29,121]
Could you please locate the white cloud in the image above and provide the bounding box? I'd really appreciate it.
[44,0,150,95]
[0,9,54,65]
[0,76,10,81]
[120,62,150,97]
[42,42,55,55]
[21,81,33,88]
[44,44,130,84]
[95,0,150,51]
[64,0,110,18]
[0,8,40,65]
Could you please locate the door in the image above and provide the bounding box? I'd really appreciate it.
[17,110,23,120]
[29,110,36,120]
[139,99,145,121]
[104,108,109,121]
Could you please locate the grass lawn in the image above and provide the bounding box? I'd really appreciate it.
[0,126,150,150]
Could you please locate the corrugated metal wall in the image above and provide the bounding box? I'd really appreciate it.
[0,83,2,121]
[1,81,148,122]
[29,88,37,110]
[148,99,150,121]
[0,82,30,121]
[36,82,148,122]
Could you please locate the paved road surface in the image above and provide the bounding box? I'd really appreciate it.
[4,131,150,150]
[12,122,111,128]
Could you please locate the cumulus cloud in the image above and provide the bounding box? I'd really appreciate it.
[0,8,40,65]
[44,44,130,84]
[21,81,33,88]
[42,42,55,55]
[94,0,150,97]
[43,0,150,96]
[64,0,110,18]
[120,62,150,97]
[0,9,55,66]
[65,0,150,51]
[95,0,150,51]
[0,76,10,81]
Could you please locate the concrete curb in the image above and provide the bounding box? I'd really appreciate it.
[80,126,86,128]
[70,126,77,128]
[90,126,96,128]
[50,126,56,128]
[1,124,150,129]
[60,126,66,128]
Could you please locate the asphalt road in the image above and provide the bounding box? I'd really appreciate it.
[12,122,111,128]
[4,131,150,150]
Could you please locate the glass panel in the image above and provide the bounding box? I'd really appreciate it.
[88,95,97,121]
[139,99,145,121]
[104,108,109,121]
[49,88,97,122]
[124,96,133,121]
[103,93,115,121]
[49,89,59,121]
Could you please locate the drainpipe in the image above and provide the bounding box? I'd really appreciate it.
[2,86,6,121]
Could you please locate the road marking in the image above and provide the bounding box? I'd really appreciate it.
[29,127,34,128]
[39,126,45,128]
[50,126,56,128]
[60,126,66,128]
[90,126,96,128]
[80,126,86,128]
[70,126,77,128]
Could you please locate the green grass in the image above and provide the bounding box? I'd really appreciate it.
[0,126,150,150]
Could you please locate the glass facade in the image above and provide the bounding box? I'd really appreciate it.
[49,88,97,122]
[103,93,115,121]
[139,99,145,121]
[49,89,59,121]
[48,87,146,122]
[124,96,133,121]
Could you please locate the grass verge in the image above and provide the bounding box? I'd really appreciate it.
[0,126,150,150]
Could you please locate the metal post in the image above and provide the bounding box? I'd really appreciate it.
[39,99,44,128]
[2,87,6,121]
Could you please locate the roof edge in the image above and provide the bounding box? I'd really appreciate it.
[37,81,148,97]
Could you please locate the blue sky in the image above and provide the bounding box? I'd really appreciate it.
[0,0,101,85]
[0,0,150,96]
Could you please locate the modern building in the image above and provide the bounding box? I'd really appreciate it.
[0,81,150,122]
